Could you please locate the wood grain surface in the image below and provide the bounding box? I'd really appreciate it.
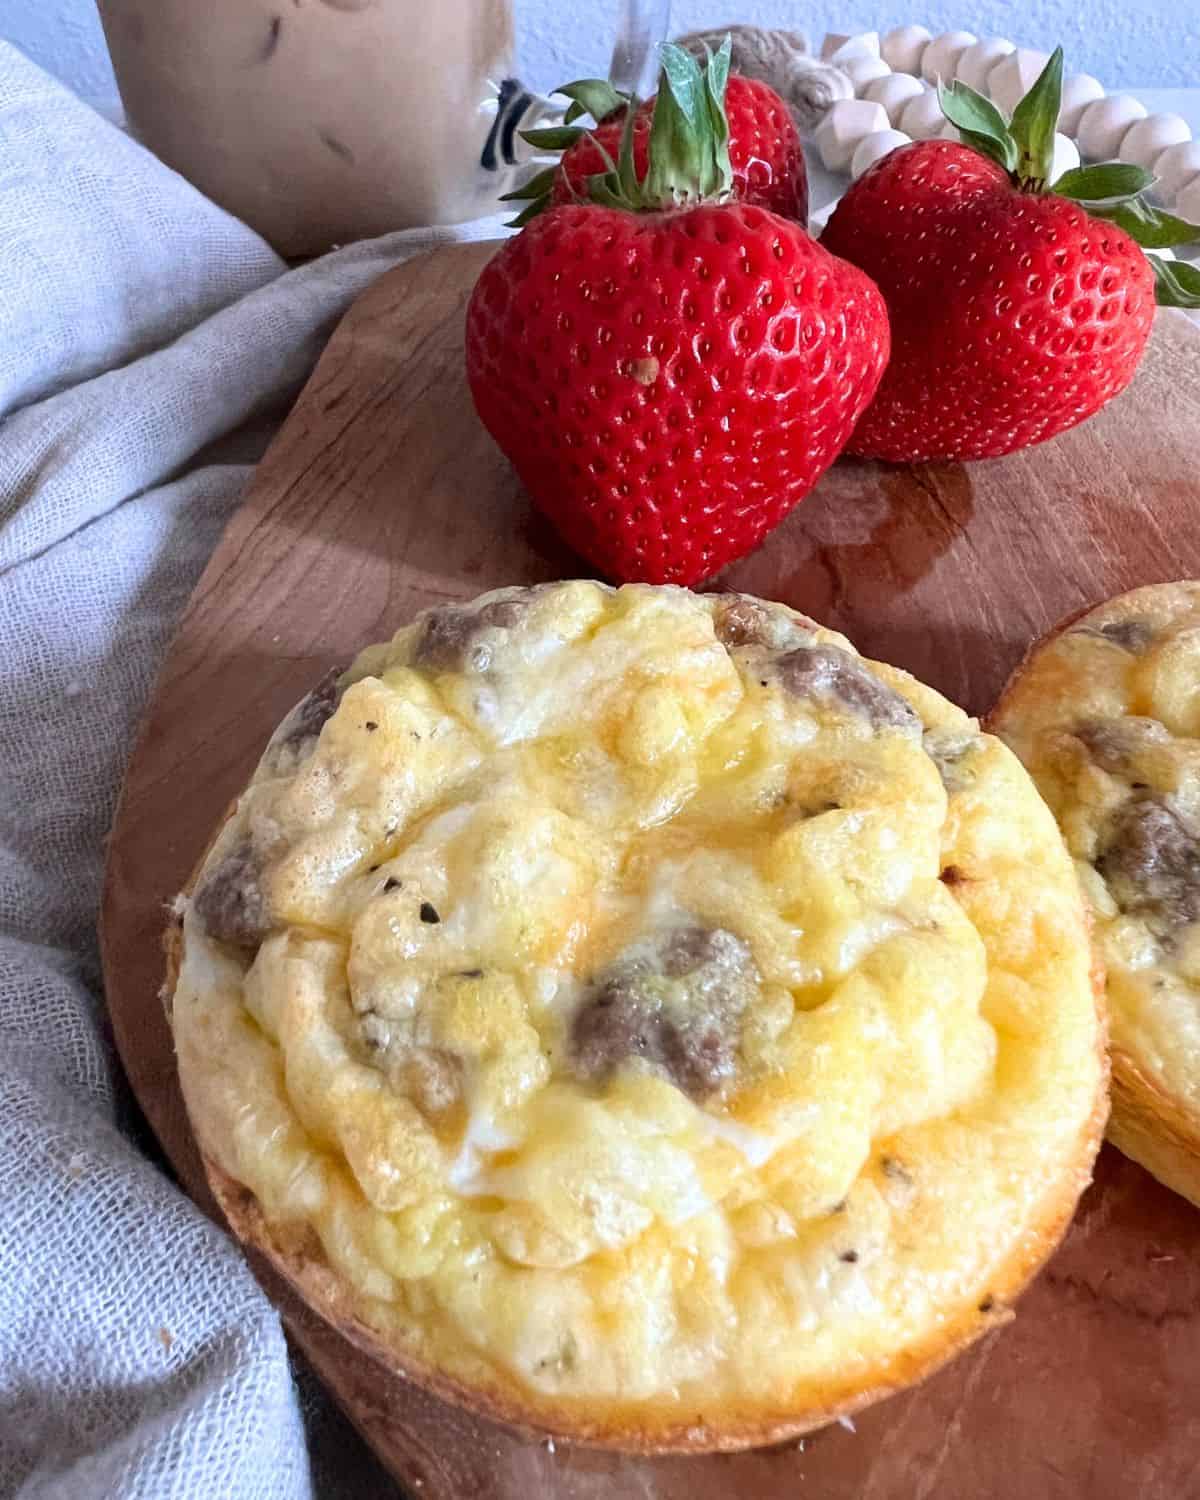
[101,241,1200,1498]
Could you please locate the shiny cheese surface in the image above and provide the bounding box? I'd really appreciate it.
[173,582,1102,1430]
[996,582,1200,1116]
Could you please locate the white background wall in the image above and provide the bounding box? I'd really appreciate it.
[521,2,1200,94]
[1,0,1197,108]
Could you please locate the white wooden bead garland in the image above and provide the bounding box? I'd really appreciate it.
[815,27,1200,217]
[1049,134,1081,183]
[955,37,1014,93]
[988,50,1050,117]
[1057,73,1105,133]
[920,31,977,84]
[879,25,931,74]
[843,54,892,92]
[1178,178,1200,225]
[897,89,954,143]
[1121,113,1193,169]
[1076,96,1148,160]
[862,72,925,123]
[1157,141,1200,200]
[851,128,913,177]
[815,99,890,172]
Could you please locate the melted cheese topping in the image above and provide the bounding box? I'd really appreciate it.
[174,582,1101,1433]
[996,582,1200,1116]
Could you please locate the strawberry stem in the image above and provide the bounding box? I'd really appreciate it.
[939,42,1200,304]
[509,36,735,225]
[936,80,1015,172]
[642,39,734,206]
[1009,48,1063,190]
[558,79,627,126]
[939,48,1064,190]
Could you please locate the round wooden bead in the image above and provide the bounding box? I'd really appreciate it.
[1077,95,1149,160]
[863,72,927,124]
[880,24,932,75]
[851,128,913,178]
[844,55,893,93]
[921,30,978,84]
[823,31,880,63]
[988,49,1050,117]
[1153,140,1200,201]
[864,71,930,121]
[955,37,1015,93]
[815,98,891,172]
[1058,73,1105,134]
[1049,133,1081,183]
[898,89,948,141]
[1120,113,1192,169]
[1175,176,1200,226]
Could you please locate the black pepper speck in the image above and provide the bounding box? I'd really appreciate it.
[420,902,440,924]
[881,1155,914,1187]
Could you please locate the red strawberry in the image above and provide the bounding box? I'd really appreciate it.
[468,44,888,586]
[821,47,1193,463]
[548,74,807,223]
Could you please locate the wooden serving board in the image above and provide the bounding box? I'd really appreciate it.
[102,241,1200,1499]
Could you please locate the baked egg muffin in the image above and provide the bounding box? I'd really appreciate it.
[994,581,1200,1208]
[169,581,1105,1450]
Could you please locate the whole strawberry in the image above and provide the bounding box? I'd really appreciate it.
[822,48,1200,463]
[519,71,806,224]
[467,42,888,586]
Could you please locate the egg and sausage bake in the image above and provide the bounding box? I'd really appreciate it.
[169,582,1105,1449]
[995,581,1200,1210]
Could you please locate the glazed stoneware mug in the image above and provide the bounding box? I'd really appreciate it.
[95,0,671,258]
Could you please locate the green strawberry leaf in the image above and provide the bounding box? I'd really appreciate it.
[704,35,732,106]
[518,39,736,218]
[942,31,1198,288]
[703,37,735,191]
[504,198,550,229]
[499,164,565,226]
[660,41,707,131]
[507,77,630,226]
[1149,255,1200,307]
[519,125,587,152]
[938,80,1017,172]
[644,54,698,204]
[644,39,735,205]
[497,166,560,203]
[1009,46,1063,189]
[1054,161,1156,206]
[554,79,627,125]
[615,88,644,203]
[1092,195,1200,248]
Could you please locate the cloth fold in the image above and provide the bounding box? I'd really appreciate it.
[0,39,505,1499]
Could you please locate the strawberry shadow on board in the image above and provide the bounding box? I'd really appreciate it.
[716,456,982,707]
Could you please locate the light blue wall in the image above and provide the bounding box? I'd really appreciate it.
[2,0,1198,108]
[1,0,116,103]
[521,2,1199,93]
